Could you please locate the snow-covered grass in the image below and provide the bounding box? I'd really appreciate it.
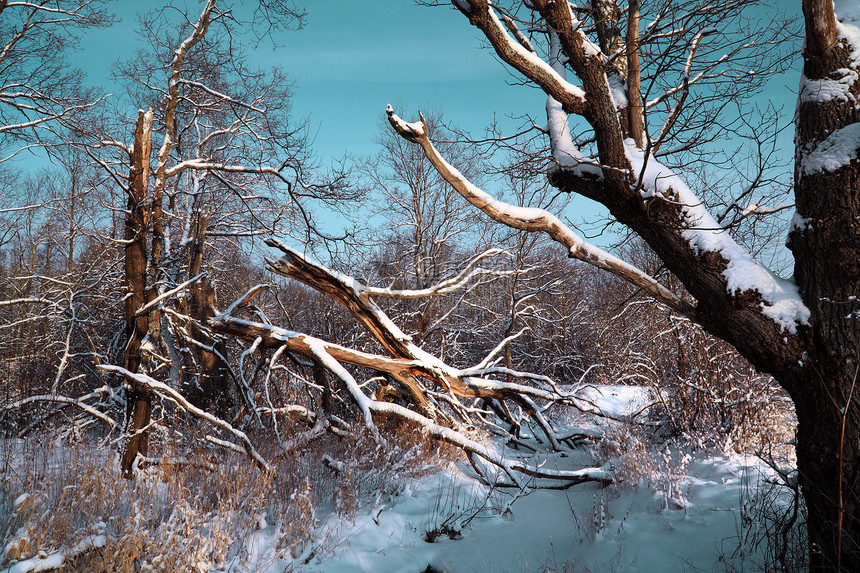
[0,419,450,573]
[0,384,803,572]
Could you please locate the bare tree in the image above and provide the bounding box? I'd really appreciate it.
[80,0,353,475]
[0,0,110,162]
[386,0,859,568]
[0,164,123,438]
[0,0,114,424]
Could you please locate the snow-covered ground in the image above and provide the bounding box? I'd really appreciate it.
[236,386,799,573]
[252,455,772,573]
[1,385,799,573]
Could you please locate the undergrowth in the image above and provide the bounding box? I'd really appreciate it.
[0,417,450,572]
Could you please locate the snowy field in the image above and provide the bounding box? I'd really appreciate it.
[1,385,800,573]
[240,386,800,573]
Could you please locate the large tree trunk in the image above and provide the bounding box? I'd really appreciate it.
[794,385,860,571]
[120,110,153,477]
[789,4,860,568]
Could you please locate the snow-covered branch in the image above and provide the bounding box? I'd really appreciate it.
[453,0,587,115]
[98,364,270,472]
[386,106,694,318]
[2,393,118,431]
[210,253,616,487]
[357,248,516,300]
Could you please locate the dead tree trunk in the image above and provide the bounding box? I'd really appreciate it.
[121,109,153,476]
[183,213,232,418]
[210,246,609,486]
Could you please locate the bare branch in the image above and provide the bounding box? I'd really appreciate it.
[386,105,695,318]
[99,364,270,472]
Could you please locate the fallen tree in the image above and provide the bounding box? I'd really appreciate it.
[206,238,612,488]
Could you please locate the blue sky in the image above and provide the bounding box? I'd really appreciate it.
[273,1,802,164]
[73,0,802,165]
[74,1,541,162]
[268,1,542,160]
[69,0,803,249]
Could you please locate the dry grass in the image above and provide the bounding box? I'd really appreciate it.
[0,417,452,572]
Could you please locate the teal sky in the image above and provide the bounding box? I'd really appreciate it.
[268,1,542,160]
[72,0,802,166]
[74,1,542,162]
[68,0,803,250]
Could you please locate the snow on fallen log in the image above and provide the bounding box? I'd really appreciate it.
[206,247,616,488]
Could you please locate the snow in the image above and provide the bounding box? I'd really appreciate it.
[206,387,798,572]
[606,71,629,109]
[741,201,789,216]
[239,440,794,572]
[790,211,813,233]
[576,384,657,418]
[1,387,800,573]
[484,6,586,105]
[625,140,811,333]
[559,2,600,59]
[798,0,860,176]
[545,97,602,177]
[3,534,106,573]
[835,0,860,67]
[12,495,30,511]
[801,122,860,174]
[798,69,858,104]
[545,32,603,178]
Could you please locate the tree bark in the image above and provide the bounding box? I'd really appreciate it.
[794,382,860,571]
[183,213,232,418]
[625,0,644,147]
[121,109,153,477]
[802,0,837,57]
[790,18,860,568]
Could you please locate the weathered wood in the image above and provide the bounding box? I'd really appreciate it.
[121,109,153,477]
[183,213,232,418]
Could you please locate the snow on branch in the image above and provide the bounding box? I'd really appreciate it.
[801,122,860,175]
[359,248,517,299]
[152,0,216,197]
[98,364,270,472]
[386,106,695,319]
[834,0,860,65]
[625,141,811,333]
[210,260,616,487]
[308,337,610,487]
[453,0,587,115]
[546,31,604,178]
[208,318,612,486]
[212,284,578,406]
[2,392,118,431]
[134,272,206,316]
